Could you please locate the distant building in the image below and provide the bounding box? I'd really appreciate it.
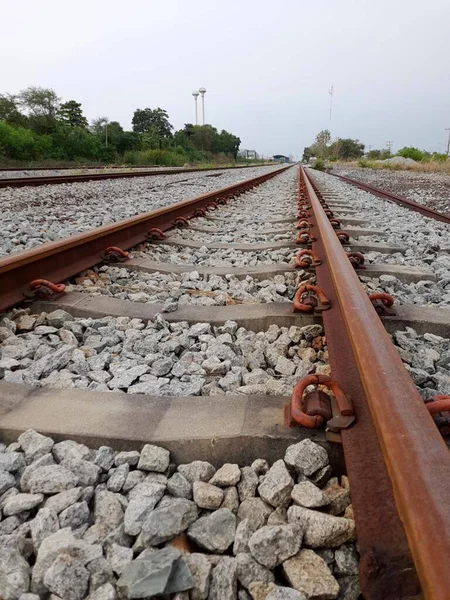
[273,154,290,163]
[239,149,260,160]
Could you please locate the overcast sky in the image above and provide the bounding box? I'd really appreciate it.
[2,0,449,157]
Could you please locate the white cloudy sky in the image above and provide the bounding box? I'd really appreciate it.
[2,0,449,157]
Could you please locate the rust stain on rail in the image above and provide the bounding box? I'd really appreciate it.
[303,167,450,600]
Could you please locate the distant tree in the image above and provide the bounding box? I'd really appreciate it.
[91,116,109,135]
[0,94,28,127]
[58,100,88,128]
[366,149,390,160]
[19,86,60,134]
[331,138,364,160]
[132,107,173,139]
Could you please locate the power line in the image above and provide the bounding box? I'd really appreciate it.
[386,141,393,154]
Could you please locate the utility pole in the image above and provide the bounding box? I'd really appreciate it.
[199,88,206,125]
[386,141,393,155]
[446,128,450,157]
[105,122,108,149]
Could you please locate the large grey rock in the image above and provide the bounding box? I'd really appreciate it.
[248,524,302,569]
[178,460,216,483]
[30,508,59,549]
[117,547,194,598]
[47,309,74,328]
[115,451,140,467]
[20,454,55,491]
[106,543,133,576]
[287,506,356,548]
[291,481,327,509]
[188,508,236,553]
[258,460,293,508]
[282,549,339,600]
[209,557,237,600]
[248,582,277,600]
[124,481,165,536]
[284,440,329,476]
[0,452,26,473]
[167,473,193,499]
[94,447,116,471]
[140,498,198,545]
[107,463,129,492]
[86,582,117,600]
[235,553,274,589]
[61,458,101,487]
[43,552,89,600]
[0,548,30,600]
[266,587,307,600]
[237,466,259,501]
[185,553,212,600]
[233,518,255,555]
[45,487,83,514]
[251,459,269,476]
[0,470,16,494]
[334,544,359,576]
[209,463,241,487]
[221,486,240,514]
[87,490,124,541]
[31,528,102,595]
[193,481,224,509]
[3,493,43,516]
[86,557,114,592]
[27,465,79,494]
[52,439,90,462]
[137,444,170,472]
[59,501,90,529]
[18,429,54,463]
[237,498,273,529]
[334,575,360,600]
[322,479,350,516]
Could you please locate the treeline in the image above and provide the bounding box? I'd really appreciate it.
[303,129,448,163]
[0,87,242,165]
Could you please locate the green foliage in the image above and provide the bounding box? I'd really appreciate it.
[123,149,186,166]
[0,86,241,165]
[431,152,448,162]
[396,147,428,162]
[331,138,364,160]
[357,158,368,167]
[19,86,60,134]
[58,100,88,128]
[311,158,326,171]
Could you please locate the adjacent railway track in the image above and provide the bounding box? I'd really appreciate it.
[0,164,449,599]
[0,163,273,188]
[332,172,450,224]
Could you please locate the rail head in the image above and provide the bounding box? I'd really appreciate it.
[302,166,450,600]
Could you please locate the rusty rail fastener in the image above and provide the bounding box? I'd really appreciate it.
[146,228,166,240]
[27,279,66,300]
[295,249,322,269]
[192,208,206,218]
[293,284,330,313]
[172,217,190,228]
[103,246,129,262]
[347,252,366,269]
[297,219,313,230]
[368,292,396,316]
[296,231,317,245]
[329,219,341,229]
[336,231,350,244]
[206,202,218,211]
[297,210,311,218]
[286,374,355,435]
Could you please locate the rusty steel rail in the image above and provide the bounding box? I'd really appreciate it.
[301,167,450,599]
[332,172,450,224]
[0,166,291,312]
[0,164,275,188]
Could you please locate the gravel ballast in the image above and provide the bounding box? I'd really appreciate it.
[0,166,279,258]
[0,310,328,397]
[0,431,359,599]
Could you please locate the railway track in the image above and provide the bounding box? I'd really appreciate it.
[0,164,271,188]
[0,165,449,599]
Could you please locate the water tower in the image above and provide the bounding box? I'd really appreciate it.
[199,87,207,125]
[192,90,199,125]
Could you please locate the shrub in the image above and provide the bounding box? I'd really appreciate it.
[396,147,427,162]
[311,158,326,171]
[123,149,186,166]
